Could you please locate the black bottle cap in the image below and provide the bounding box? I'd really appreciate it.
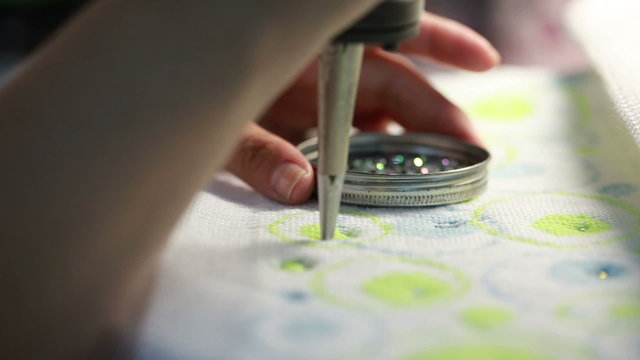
[335,0,424,45]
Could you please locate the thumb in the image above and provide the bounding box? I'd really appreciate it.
[225,123,315,205]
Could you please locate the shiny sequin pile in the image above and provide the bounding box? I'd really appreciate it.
[348,152,464,175]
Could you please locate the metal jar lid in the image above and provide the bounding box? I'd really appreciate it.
[297,132,491,207]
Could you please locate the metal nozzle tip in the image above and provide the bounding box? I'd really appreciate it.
[320,225,334,241]
[318,174,344,241]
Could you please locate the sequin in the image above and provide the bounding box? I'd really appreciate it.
[598,270,608,279]
[392,154,405,164]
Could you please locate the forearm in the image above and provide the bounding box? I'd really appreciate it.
[0,0,379,357]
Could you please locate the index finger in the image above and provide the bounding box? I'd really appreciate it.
[398,12,500,71]
[355,50,483,145]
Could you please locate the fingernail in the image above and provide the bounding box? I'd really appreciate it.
[271,162,309,202]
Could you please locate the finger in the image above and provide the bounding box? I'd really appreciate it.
[356,51,482,145]
[225,123,315,205]
[353,114,395,133]
[259,62,319,143]
[398,12,500,71]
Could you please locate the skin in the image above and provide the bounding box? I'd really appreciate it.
[0,0,498,358]
[228,12,499,204]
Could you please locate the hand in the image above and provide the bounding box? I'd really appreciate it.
[225,12,500,205]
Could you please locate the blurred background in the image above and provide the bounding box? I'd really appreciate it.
[427,0,588,72]
[0,0,589,72]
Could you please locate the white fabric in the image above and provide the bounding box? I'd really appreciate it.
[567,0,640,147]
[135,67,640,360]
